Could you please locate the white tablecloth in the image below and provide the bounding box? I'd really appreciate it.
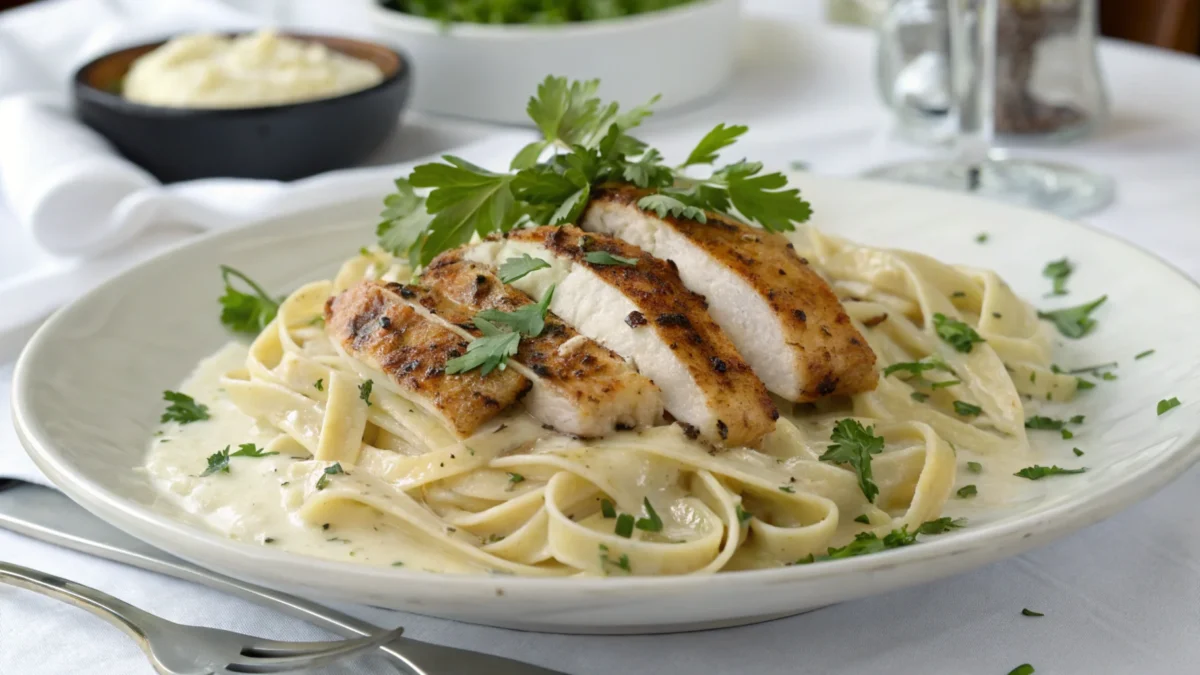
[5,2,1200,674]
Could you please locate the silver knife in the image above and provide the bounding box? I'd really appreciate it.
[0,479,569,675]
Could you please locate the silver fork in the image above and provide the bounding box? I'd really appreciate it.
[0,561,403,674]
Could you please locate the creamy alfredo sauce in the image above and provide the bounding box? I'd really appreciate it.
[123,30,384,109]
[147,343,484,573]
[147,342,1044,574]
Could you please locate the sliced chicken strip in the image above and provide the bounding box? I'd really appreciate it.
[456,225,778,448]
[325,281,530,438]
[410,256,663,437]
[581,185,878,401]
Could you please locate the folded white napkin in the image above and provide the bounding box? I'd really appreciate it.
[0,0,526,342]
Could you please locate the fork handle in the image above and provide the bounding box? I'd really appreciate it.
[0,561,155,648]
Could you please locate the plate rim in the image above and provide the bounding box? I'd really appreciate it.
[13,174,1200,600]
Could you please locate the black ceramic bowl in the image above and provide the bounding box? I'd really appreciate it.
[73,34,411,183]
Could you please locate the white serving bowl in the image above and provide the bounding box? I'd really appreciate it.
[366,0,741,124]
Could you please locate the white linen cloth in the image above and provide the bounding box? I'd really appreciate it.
[5,1,1200,673]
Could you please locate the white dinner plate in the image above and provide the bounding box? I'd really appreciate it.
[13,174,1200,633]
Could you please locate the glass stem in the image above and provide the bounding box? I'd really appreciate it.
[949,0,998,191]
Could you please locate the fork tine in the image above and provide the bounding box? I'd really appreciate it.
[222,626,404,673]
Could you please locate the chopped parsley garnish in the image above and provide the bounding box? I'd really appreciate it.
[1007,665,1035,675]
[475,285,555,337]
[614,513,634,538]
[1061,429,1074,440]
[911,392,930,403]
[218,265,280,335]
[1135,349,1155,360]
[737,505,753,524]
[1025,416,1065,431]
[1075,377,1095,390]
[199,443,277,477]
[635,497,663,532]
[498,254,551,283]
[161,391,210,424]
[392,561,405,567]
[1014,465,1087,480]
[358,379,374,406]
[1042,257,1072,296]
[883,357,955,379]
[1070,415,1085,424]
[507,472,525,486]
[957,484,977,498]
[584,251,639,267]
[795,518,964,564]
[820,419,885,503]
[967,461,983,474]
[953,401,982,417]
[314,379,324,392]
[380,76,811,265]
[1073,448,1084,456]
[853,514,870,524]
[932,313,985,353]
[931,379,962,389]
[1158,397,1181,415]
[445,317,522,376]
[315,462,345,490]
[1021,608,1044,617]
[779,485,796,494]
[1038,295,1107,339]
[598,544,631,574]
[916,517,967,535]
[976,233,989,244]
[600,498,617,519]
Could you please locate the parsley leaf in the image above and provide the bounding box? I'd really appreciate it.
[1008,665,1035,675]
[1135,349,1155,360]
[315,462,345,490]
[1014,465,1087,480]
[795,517,964,565]
[635,497,663,532]
[1022,608,1044,617]
[1042,257,1073,296]
[737,505,753,524]
[498,254,551,283]
[584,251,639,267]
[932,313,985,353]
[614,513,634,538]
[882,358,955,379]
[1025,416,1065,430]
[1158,397,1181,415]
[820,419,885,502]
[600,499,617,519]
[475,285,555,337]
[1038,295,1107,339]
[1073,448,1084,456]
[957,484,977,498]
[376,178,430,265]
[976,232,989,244]
[200,443,275,477]
[409,157,520,265]
[445,317,522,376]
[218,266,280,335]
[967,461,983,473]
[636,193,707,222]
[161,391,210,424]
[917,517,967,534]
[681,123,748,167]
[854,514,871,524]
[231,443,277,458]
[314,379,323,391]
[911,392,929,403]
[359,380,373,406]
[598,543,632,574]
[953,401,982,417]
[507,472,525,486]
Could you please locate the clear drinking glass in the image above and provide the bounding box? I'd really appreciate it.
[865,0,1114,219]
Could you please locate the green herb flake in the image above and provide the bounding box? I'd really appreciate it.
[957,484,978,498]
[600,498,617,519]
[635,497,664,532]
[474,285,555,338]
[1073,448,1084,456]
[976,233,989,244]
[953,400,982,417]
[911,392,930,403]
[916,517,967,535]
[1076,377,1095,391]
[932,313,985,353]
[392,561,405,567]
[315,462,345,490]
[507,472,525,486]
[1158,397,1182,415]
[359,379,374,406]
[1038,295,1107,339]
[820,419,885,502]
[161,391,210,425]
[1135,349,1155,360]
[614,513,634,538]
[779,485,796,494]
[1014,465,1087,480]
[1025,416,1065,431]
[314,379,324,392]
[1042,257,1073,296]
[853,514,870,524]
[1007,665,1035,675]
[218,265,281,336]
[1061,428,1074,440]
[967,461,983,474]
[736,504,753,524]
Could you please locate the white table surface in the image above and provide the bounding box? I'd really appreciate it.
[4,2,1200,674]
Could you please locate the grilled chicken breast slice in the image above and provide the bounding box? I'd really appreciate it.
[414,256,663,437]
[325,281,530,437]
[581,186,878,401]
[458,225,778,448]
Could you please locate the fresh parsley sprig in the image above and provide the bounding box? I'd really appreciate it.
[219,266,280,335]
[199,443,277,477]
[445,286,556,376]
[932,313,985,353]
[1038,295,1107,339]
[819,419,885,503]
[1014,465,1087,480]
[162,391,210,424]
[378,76,813,265]
[794,517,965,564]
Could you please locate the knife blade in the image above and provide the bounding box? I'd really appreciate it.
[0,479,569,675]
